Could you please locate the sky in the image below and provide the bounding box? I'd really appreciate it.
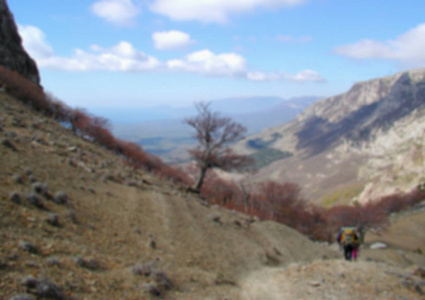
[8,0,425,113]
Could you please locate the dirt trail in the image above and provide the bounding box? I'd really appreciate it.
[240,259,425,300]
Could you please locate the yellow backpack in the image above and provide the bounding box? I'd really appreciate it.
[341,227,358,246]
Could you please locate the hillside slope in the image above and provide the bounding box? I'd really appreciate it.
[235,68,425,204]
[0,91,336,299]
[2,88,425,299]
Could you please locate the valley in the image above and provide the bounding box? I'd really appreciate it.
[1,0,425,298]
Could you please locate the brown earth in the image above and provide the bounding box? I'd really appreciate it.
[1,91,425,299]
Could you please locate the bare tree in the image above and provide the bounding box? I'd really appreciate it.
[184,102,252,192]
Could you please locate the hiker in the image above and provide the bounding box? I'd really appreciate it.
[337,227,360,261]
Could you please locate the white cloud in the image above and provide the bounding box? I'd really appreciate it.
[166,49,247,77]
[18,25,54,59]
[91,0,140,26]
[285,69,325,82]
[276,35,313,43]
[19,24,324,83]
[153,30,195,50]
[150,0,309,23]
[18,25,160,71]
[334,23,425,67]
[247,69,325,82]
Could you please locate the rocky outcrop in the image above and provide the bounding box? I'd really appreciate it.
[295,69,425,156]
[0,0,40,85]
[236,68,425,204]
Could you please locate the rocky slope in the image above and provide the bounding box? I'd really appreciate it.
[0,91,336,299]
[2,80,425,299]
[0,0,40,85]
[235,69,425,204]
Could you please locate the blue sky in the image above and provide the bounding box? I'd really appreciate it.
[9,0,425,111]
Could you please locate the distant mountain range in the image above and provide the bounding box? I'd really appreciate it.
[234,68,425,205]
[112,96,321,163]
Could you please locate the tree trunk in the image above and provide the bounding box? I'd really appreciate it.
[193,166,208,192]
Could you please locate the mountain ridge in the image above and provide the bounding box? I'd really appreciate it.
[235,68,425,204]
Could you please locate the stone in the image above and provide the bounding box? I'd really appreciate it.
[370,242,387,250]
[0,0,40,85]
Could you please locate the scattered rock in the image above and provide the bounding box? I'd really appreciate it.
[152,270,173,290]
[210,214,221,224]
[409,266,425,279]
[18,241,38,254]
[28,175,36,183]
[46,214,60,226]
[32,182,50,197]
[1,137,17,151]
[132,262,153,277]
[21,276,39,289]
[13,174,23,184]
[74,257,100,271]
[25,260,40,268]
[0,258,5,269]
[67,210,78,224]
[370,242,387,250]
[46,256,61,267]
[415,284,423,295]
[25,193,44,209]
[142,283,161,296]
[148,234,156,249]
[8,294,36,300]
[309,281,321,287]
[36,279,67,299]
[9,191,21,204]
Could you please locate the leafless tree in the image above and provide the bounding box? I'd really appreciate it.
[184,102,253,192]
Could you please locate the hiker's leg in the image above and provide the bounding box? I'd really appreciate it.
[352,247,358,260]
[347,246,353,260]
[344,246,350,260]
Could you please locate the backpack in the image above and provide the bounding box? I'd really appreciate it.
[340,227,358,246]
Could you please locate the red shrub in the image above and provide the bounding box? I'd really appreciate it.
[0,66,47,112]
[201,173,244,209]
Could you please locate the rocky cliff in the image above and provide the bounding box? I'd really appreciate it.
[0,0,40,85]
[235,68,425,204]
